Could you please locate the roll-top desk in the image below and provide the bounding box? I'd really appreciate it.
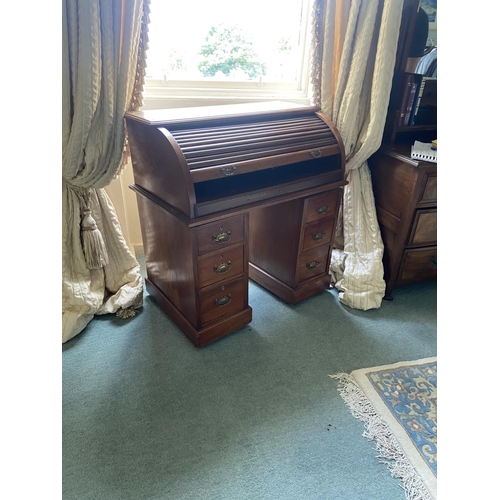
[126,101,347,347]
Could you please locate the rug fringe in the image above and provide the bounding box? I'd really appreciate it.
[331,373,434,500]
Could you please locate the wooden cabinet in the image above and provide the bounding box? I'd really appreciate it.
[368,0,437,298]
[248,189,341,304]
[135,196,252,347]
[369,145,436,299]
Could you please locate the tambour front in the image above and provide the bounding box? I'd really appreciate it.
[126,101,346,347]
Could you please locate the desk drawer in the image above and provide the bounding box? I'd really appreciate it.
[302,216,335,252]
[304,190,339,223]
[408,209,437,247]
[399,247,437,283]
[196,215,245,255]
[200,278,246,325]
[198,244,244,288]
[297,244,330,283]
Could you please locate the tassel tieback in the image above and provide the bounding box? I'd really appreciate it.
[81,207,109,269]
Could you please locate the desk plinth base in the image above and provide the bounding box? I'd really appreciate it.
[146,279,252,348]
[248,263,331,305]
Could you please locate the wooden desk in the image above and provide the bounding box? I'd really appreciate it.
[126,101,347,347]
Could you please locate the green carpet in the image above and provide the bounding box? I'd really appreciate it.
[63,258,437,500]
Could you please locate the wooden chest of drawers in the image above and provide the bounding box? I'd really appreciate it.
[135,199,252,347]
[248,189,341,304]
[368,146,437,299]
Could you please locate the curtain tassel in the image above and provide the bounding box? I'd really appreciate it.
[81,207,109,269]
[116,306,138,319]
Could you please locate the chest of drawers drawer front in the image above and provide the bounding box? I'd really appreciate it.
[196,215,245,256]
[296,244,330,283]
[408,209,437,247]
[419,174,437,204]
[198,244,244,288]
[301,216,335,252]
[399,247,437,284]
[304,190,340,223]
[200,278,246,325]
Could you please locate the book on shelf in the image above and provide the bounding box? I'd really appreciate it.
[403,75,418,125]
[397,73,416,126]
[408,74,426,125]
[411,140,437,162]
[412,77,437,126]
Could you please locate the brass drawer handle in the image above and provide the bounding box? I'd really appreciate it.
[214,293,232,307]
[309,149,322,159]
[306,260,320,270]
[213,261,232,274]
[212,230,231,244]
[316,204,329,214]
[220,166,236,176]
[312,231,325,241]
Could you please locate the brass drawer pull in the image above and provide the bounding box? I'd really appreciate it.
[214,293,232,307]
[316,204,329,214]
[306,260,320,270]
[312,231,325,241]
[309,149,322,159]
[213,261,232,274]
[212,230,231,244]
[220,166,236,176]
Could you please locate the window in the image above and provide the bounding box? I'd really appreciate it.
[143,0,313,109]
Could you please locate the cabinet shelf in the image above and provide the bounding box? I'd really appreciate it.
[396,124,437,133]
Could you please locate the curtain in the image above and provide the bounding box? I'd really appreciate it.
[62,0,150,343]
[311,0,404,310]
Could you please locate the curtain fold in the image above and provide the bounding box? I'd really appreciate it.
[62,0,149,343]
[311,0,403,310]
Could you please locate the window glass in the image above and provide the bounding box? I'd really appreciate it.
[145,0,309,85]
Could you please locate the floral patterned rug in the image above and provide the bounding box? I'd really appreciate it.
[332,357,437,500]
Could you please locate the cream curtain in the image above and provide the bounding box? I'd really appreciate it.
[311,0,404,310]
[62,0,149,343]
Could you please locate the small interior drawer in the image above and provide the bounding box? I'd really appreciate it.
[196,215,245,255]
[198,244,244,288]
[199,277,246,325]
[408,209,437,247]
[296,244,330,283]
[304,190,339,223]
[301,216,335,252]
[399,247,437,284]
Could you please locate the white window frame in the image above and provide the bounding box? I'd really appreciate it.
[141,0,314,110]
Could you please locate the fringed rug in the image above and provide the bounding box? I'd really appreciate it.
[331,357,437,500]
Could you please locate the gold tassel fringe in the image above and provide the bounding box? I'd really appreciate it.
[116,307,138,319]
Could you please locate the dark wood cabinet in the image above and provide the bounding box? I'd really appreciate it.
[368,0,437,299]
[126,101,346,346]
[249,188,341,304]
[369,144,436,299]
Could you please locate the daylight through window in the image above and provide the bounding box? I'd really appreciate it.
[143,0,313,107]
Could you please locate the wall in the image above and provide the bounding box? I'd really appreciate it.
[104,157,144,256]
